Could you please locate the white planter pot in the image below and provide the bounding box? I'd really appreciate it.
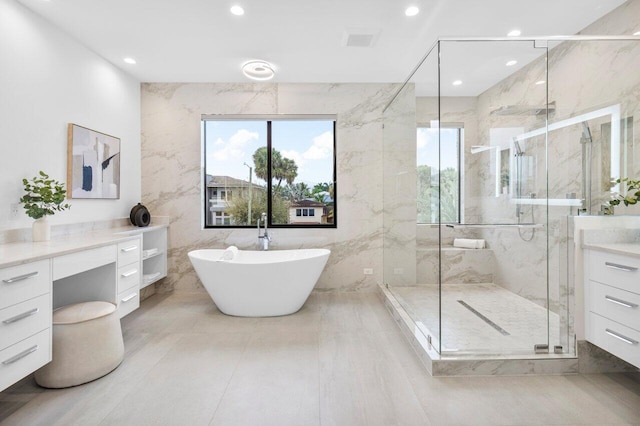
[32,217,50,242]
[613,202,640,216]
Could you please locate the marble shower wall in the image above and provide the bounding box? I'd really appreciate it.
[383,1,640,354]
[472,3,640,312]
[410,97,491,286]
[141,83,405,293]
[382,84,418,287]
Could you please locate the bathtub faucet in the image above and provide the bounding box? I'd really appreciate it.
[257,212,271,250]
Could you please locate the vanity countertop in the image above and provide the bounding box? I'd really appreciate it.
[0,224,168,269]
[582,242,640,258]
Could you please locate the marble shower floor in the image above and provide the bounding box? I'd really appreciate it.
[391,284,562,355]
[1,292,639,425]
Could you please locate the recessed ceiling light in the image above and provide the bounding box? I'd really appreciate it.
[123,57,136,64]
[230,5,244,16]
[507,29,521,37]
[634,31,640,36]
[535,80,546,85]
[242,60,275,81]
[506,60,518,66]
[405,6,419,16]
[452,80,462,86]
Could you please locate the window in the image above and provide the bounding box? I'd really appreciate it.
[417,125,462,224]
[203,116,336,228]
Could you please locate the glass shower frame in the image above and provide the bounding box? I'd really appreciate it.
[382,35,640,359]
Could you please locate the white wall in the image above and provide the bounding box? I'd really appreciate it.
[0,0,141,231]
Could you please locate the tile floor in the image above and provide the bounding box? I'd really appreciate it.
[0,292,639,425]
[391,284,561,355]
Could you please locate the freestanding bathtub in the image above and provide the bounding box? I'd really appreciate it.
[188,248,330,317]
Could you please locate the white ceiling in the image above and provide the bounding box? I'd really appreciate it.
[16,0,627,84]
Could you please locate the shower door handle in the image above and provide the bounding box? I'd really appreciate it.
[604,262,637,272]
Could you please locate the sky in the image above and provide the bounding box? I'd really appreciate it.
[204,120,334,187]
[416,127,459,171]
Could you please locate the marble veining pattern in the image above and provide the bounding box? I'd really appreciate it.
[142,83,404,293]
[384,4,640,365]
[391,284,561,355]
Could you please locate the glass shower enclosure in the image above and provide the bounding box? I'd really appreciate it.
[382,36,640,359]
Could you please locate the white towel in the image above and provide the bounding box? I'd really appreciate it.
[142,248,159,258]
[219,246,239,261]
[453,238,486,249]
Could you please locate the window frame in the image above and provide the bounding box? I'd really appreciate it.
[202,115,337,229]
[416,123,463,225]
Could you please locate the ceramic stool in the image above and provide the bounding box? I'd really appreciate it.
[34,301,124,388]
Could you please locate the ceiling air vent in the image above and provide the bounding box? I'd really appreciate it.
[343,29,380,48]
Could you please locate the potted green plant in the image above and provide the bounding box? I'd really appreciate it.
[604,178,640,215]
[20,171,71,241]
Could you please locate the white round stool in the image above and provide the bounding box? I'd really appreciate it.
[34,301,124,388]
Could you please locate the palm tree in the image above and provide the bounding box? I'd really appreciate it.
[312,192,326,203]
[252,147,298,191]
[312,182,330,193]
[284,182,310,201]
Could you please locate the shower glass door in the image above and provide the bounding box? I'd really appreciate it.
[383,44,442,353]
[383,36,639,360]
[437,40,552,356]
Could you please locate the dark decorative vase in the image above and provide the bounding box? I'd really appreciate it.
[130,203,151,227]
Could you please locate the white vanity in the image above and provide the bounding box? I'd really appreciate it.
[583,243,640,369]
[0,224,167,392]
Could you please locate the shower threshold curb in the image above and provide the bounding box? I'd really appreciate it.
[377,284,579,376]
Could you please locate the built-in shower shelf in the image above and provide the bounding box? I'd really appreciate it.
[511,198,583,206]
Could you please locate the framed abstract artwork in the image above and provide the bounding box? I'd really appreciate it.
[67,123,121,199]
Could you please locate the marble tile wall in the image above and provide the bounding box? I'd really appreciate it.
[471,27,640,311]
[416,247,495,285]
[141,83,406,293]
[382,84,418,286]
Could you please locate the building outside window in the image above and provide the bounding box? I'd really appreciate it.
[203,116,336,228]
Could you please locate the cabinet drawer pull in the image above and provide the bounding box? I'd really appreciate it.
[2,308,39,324]
[605,328,639,345]
[2,345,39,365]
[121,293,138,303]
[121,270,138,278]
[605,295,638,309]
[121,246,138,253]
[605,262,638,272]
[2,271,39,284]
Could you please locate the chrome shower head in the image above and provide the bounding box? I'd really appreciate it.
[581,122,592,143]
[513,138,524,156]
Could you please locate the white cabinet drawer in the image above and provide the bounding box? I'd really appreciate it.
[117,288,139,319]
[587,313,640,368]
[53,245,116,281]
[118,239,141,268]
[0,260,50,310]
[118,264,140,293]
[0,328,51,392]
[0,293,52,351]
[589,280,640,332]
[589,250,640,294]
